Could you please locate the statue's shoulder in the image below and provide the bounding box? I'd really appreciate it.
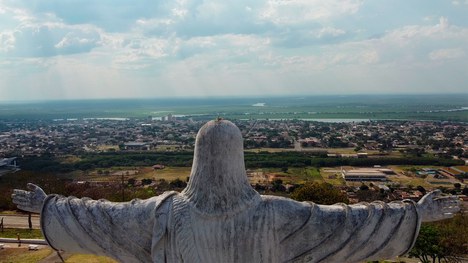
[260,195,313,211]
[261,195,313,221]
[142,191,178,209]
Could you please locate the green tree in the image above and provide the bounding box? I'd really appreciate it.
[410,213,468,263]
[290,182,349,205]
[169,178,187,188]
[409,225,443,263]
[271,179,286,192]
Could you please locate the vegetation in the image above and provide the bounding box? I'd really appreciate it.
[65,254,117,263]
[18,152,464,173]
[0,170,189,210]
[0,228,43,239]
[290,182,349,205]
[0,171,67,211]
[0,248,52,263]
[1,95,467,121]
[409,213,468,263]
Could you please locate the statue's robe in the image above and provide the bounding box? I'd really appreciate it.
[41,192,420,263]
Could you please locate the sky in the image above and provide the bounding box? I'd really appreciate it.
[0,0,467,101]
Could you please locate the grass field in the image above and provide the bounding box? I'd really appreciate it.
[70,164,461,190]
[79,166,192,182]
[65,254,117,263]
[321,168,348,186]
[269,167,324,184]
[0,228,43,239]
[0,247,52,263]
[0,248,118,263]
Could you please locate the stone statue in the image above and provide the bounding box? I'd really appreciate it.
[12,120,460,263]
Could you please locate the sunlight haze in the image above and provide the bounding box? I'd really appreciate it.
[0,0,467,101]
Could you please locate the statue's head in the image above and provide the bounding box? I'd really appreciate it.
[182,119,260,216]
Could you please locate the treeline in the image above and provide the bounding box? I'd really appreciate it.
[245,152,463,168]
[20,152,194,172]
[18,152,464,172]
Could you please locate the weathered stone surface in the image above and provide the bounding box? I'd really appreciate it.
[13,120,460,263]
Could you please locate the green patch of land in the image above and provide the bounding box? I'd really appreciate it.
[65,254,117,263]
[0,228,44,239]
[0,247,52,263]
[79,166,191,182]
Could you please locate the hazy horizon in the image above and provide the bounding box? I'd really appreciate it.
[1,93,468,104]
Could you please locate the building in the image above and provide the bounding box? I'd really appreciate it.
[0,157,20,176]
[342,168,389,181]
[0,157,17,168]
[123,142,150,151]
[167,114,174,121]
[152,164,165,170]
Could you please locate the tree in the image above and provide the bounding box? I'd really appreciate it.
[359,184,369,191]
[409,224,443,263]
[141,178,153,186]
[271,179,286,192]
[127,178,136,186]
[410,213,468,263]
[169,178,187,188]
[417,185,427,195]
[290,182,349,205]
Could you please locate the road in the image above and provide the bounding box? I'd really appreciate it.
[0,214,40,229]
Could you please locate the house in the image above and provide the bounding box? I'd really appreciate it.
[152,164,165,170]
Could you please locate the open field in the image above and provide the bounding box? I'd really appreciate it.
[0,247,52,263]
[66,254,117,263]
[320,168,348,186]
[74,164,464,190]
[78,166,192,182]
[258,167,324,184]
[0,247,118,263]
[0,247,420,263]
[0,229,43,239]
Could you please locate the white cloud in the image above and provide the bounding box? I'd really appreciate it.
[54,30,101,52]
[318,27,346,38]
[0,3,106,57]
[0,31,15,52]
[429,48,466,60]
[1,1,468,100]
[260,0,362,25]
[110,37,171,69]
[451,0,468,5]
[4,23,104,57]
[354,17,468,66]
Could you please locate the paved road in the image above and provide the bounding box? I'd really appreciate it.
[0,214,40,229]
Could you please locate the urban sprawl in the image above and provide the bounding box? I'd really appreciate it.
[1,117,467,204]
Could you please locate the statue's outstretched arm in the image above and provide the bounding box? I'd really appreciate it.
[12,184,175,263]
[277,191,460,263]
[417,190,460,222]
[11,183,46,213]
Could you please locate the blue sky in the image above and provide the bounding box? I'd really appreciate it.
[0,0,467,101]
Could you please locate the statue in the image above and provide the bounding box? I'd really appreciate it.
[12,120,460,263]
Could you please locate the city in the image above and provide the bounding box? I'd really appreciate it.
[1,117,466,204]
